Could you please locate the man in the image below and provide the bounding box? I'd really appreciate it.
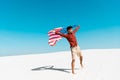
[55,25,83,74]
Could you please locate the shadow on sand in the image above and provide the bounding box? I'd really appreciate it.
[31,65,79,73]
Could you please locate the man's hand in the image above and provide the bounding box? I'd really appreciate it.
[73,25,80,33]
[55,31,60,34]
[77,25,80,29]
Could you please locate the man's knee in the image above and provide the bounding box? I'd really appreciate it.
[72,59,75,62]
[80,55,83,58]
[80,56,83,60]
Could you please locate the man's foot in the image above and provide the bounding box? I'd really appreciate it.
[72,71,76,74]
[81,63,84,68]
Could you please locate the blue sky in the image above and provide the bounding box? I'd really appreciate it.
[0,0,120,56]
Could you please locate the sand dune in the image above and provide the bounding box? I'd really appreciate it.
[0,49,120,80]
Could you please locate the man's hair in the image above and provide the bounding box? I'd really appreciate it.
[67,26,73,31]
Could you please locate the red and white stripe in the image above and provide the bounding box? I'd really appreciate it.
[48,27,62,46]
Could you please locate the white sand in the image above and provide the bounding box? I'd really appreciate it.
[0,49,120,80]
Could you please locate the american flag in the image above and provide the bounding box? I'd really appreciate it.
[48,27,63,46]
[48,25,78,46]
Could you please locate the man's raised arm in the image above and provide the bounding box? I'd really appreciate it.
[73,25,80,33]
[55,32,67,37]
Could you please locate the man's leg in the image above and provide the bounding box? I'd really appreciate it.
[71,47,76,74]
[77,46,83,68]
[71,59,75,74]
[79,55,83,68]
